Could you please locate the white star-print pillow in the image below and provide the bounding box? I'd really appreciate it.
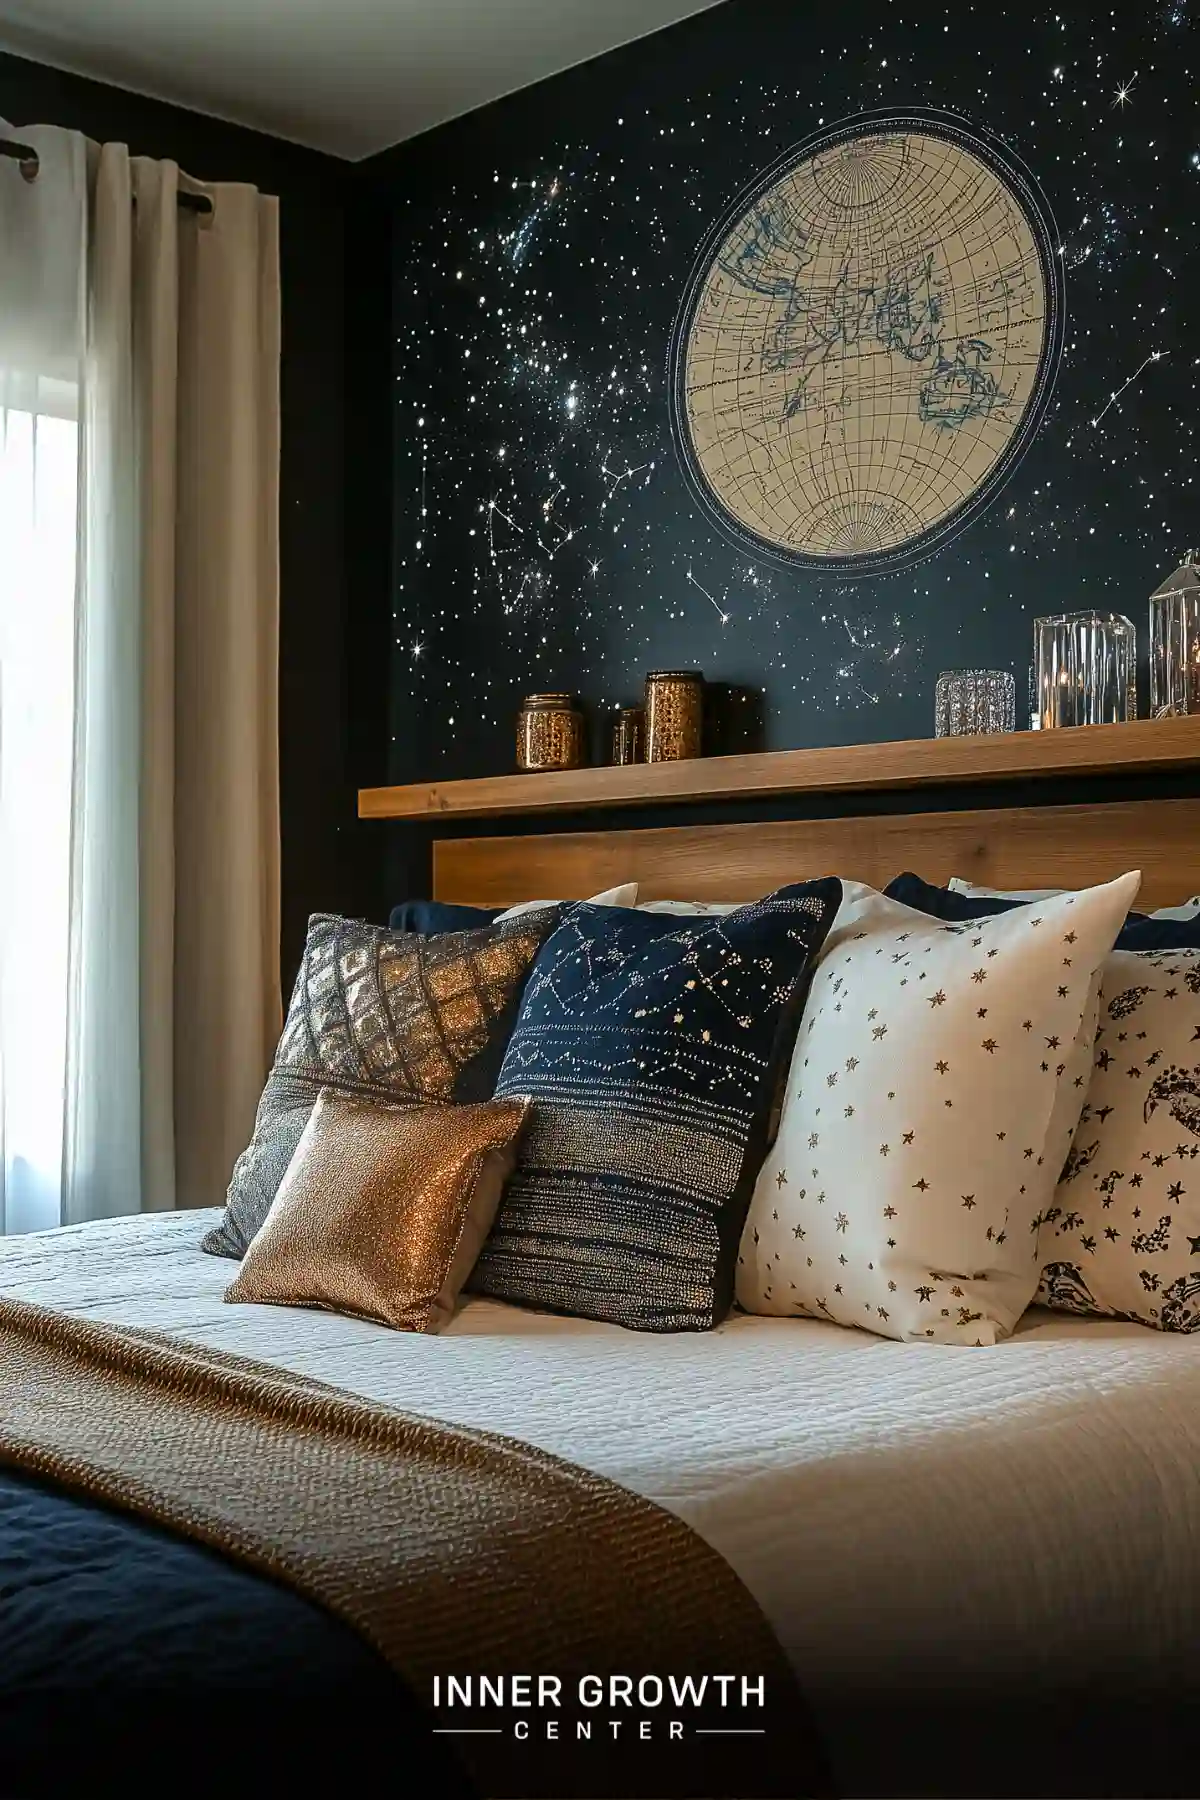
[1037,946,1200,1331]
[736,873,1140,1345]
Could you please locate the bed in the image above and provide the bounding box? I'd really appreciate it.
[4,1206,1200,1788]
[3,789,1200,1799]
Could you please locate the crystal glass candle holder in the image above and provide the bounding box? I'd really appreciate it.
[934,669,1016,737]
[1150,554,1200,717]
[1033,612,1137,729]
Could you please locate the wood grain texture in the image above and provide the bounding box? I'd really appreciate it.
[362,715,1200,821]
[434,798,1200,914]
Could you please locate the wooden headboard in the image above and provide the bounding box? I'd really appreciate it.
[433,797,1200,913]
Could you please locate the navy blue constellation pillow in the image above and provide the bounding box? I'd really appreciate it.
[388,900,500,935]
[883,872,1197,952]
[470,879,842,1332]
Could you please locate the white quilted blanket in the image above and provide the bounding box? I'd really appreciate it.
[3,1209,1199,1789]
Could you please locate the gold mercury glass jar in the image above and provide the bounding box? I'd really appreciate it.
[644,670,703,762]
[515,693,586,771]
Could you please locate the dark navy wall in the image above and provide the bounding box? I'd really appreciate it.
[372,0,1198,787]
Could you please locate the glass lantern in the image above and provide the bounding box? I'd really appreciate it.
[1149,552,1200,717]
[1033,611,1137,729]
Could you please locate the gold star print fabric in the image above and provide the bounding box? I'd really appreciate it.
[737,874,1139,1345]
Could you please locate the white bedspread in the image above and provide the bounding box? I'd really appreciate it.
[3,1210,1199,1784]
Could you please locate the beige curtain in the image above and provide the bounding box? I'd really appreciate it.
[64,145,282,1222]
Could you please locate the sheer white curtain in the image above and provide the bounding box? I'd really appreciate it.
[0,124,86,1234]
[1,127,282,1236]
[65,149,283,1224]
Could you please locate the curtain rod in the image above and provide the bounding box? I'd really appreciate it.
[1,138,213,214]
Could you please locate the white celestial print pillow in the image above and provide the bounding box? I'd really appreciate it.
[636,900,742,915]
[496,883,638,919]
[948,879,1065,902]
[1150,897,1200,922]
[736,873,1141,1346]
[1036,946,1200,1330]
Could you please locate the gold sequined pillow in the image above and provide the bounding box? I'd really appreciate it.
[202,909,558,1260]
[225,1090,532,1332]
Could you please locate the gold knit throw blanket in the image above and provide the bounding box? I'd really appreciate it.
[0,1297,828,1799]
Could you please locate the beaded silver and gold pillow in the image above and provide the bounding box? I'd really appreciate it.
[202,909,558,1259]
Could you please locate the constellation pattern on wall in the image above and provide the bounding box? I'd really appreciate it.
[388,0,1198,782]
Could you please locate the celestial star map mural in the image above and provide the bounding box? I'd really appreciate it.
[386,0,1198,783]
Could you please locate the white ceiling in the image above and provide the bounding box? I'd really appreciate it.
[0,0,721,160]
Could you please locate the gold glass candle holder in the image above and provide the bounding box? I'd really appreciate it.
[644,670,703,762]
[515,693,585,771]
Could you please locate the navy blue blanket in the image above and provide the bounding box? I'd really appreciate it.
[0,1464,475,1800]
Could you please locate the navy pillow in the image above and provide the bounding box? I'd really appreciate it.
[883,872,1197,952]
[388,900,500,935]
[883,873,1014,922]
[470,879,842,1332]
[1116,916,1200,951]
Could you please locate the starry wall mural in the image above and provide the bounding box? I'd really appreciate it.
[383,0,1197,784]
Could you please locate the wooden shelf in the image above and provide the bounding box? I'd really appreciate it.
[358,714,1200,823]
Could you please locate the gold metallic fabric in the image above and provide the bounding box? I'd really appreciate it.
[226,1091,531,1332]
[202,908,557,1261]
[0,1297,811,1797]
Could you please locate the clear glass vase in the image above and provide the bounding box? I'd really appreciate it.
[934,669,1016,737]
[1032,611,1137,729]
[1149,554,1200,717]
